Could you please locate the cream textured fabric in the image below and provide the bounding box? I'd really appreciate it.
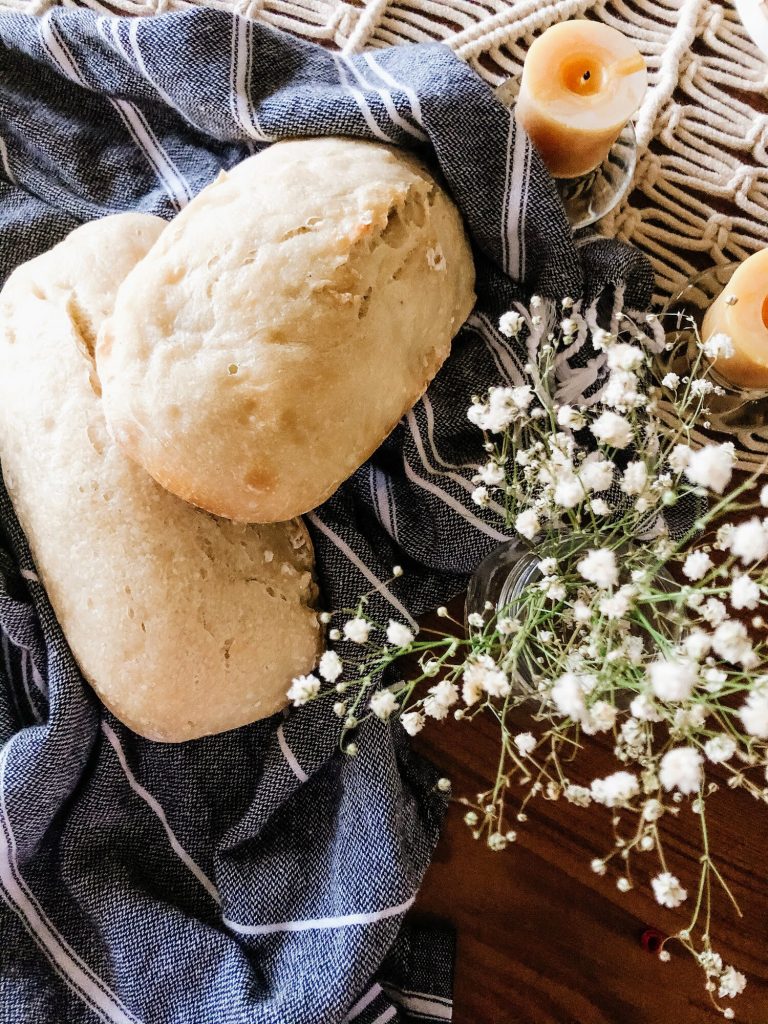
[2,0,767,305]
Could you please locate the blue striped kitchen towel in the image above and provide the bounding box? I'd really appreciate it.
[0,9,653,1024]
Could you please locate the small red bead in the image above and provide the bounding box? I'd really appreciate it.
[640,927,666,954]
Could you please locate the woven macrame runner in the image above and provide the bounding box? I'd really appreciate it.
[2,0,765,307]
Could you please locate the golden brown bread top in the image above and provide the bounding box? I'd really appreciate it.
[97,137,476,523]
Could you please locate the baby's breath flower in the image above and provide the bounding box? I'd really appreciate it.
[577,548,619,589]
[703,667,727,692]
[648,657,698,703]
[712,619,756,667]
[607,343,644,371]
[319,650,343,683]
[564,784,591,806]
[729,518,768,564]
[572,599,592,623]
[731,574,761,610]
[514,732,537,756]
[718,966,747,999]
[386,620,415,648]
[488,832,507,851]
[592,328,614,350]
[400,711,425,736]
[497,616,519,635]
[314,292,768,1013]
[682,551,713,581]
[683,629,711,661]
[642,799,664,822]
[370,689,399,721]
[739,690,768,738]
[652,872,688,908]
[704,734,737,764]
[701,598,727,627]
[550,672,587,720]
[702,332,735,360]
[590,498,611,516]
[599,584,635,621]
[620,461,648,496]
[683,443,734,495]
[515,508,540,540]
[343,618,371,644]
[287,673,320,706]
[660,747,703,794]
[498,310,523,337]
[673,705,707,732]
[700,951,723,977]
[580,454,614,492]
[669,443,692,473]
[590,410,633,449]
[582,701,618,735]
[690,378,714,397]
[591,771,639,807]
[472,485,490,508]
[475,461,506,487]
[556,404,585,430]
[424,680,459,720]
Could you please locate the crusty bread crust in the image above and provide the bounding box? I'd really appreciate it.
[98,138,476,523]
[0,214,321,741]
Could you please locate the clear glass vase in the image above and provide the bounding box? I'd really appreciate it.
[466,535,678,697]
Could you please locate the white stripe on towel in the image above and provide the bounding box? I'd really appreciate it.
[101,722,220,905]
[0,738,141,1024]
[276,724,308,783]
[307,513,416,628]
[225,894,415,936]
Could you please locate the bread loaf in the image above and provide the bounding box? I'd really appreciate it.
[98,138,476,523]
[0,214,321,741]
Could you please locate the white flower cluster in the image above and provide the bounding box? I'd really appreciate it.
[288,298,768,1016]
[468,384,534,434]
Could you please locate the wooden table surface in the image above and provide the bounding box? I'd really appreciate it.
[412,612,768,1024]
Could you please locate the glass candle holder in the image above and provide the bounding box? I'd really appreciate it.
[494,76,637,232]
[658,263,768,468]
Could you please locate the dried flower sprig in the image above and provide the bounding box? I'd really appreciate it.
[292,295,768,1018]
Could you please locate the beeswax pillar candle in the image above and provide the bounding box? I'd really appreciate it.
[701,248,768,390]
[516,21,647,180]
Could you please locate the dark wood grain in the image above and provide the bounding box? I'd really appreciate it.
[412,608,768,1024]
